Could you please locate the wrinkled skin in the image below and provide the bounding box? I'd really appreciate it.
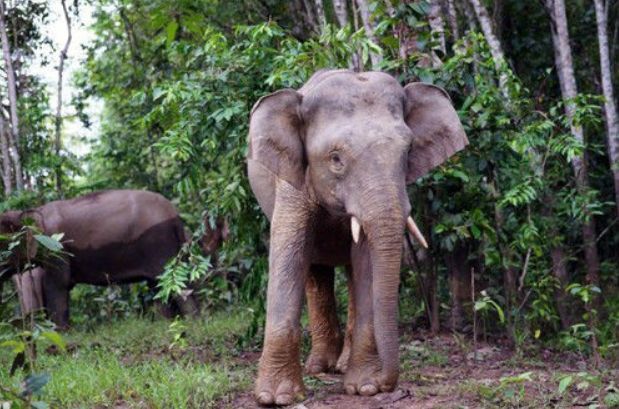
[0,190,225,328]
[247,69,468,406]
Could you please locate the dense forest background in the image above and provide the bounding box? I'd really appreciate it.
[1,0,619,407]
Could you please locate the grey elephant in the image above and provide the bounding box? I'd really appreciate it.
[247,69,468,405]
[0,190,224,328]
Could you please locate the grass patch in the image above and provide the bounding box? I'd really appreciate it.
[0,308,254,408]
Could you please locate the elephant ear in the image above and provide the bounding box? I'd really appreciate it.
[404,83,468,183]
[248,89,305,190]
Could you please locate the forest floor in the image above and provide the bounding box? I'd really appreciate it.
[1,306,617,408]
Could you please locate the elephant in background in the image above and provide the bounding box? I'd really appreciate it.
[247,69,468,405]
[0,190,226,328]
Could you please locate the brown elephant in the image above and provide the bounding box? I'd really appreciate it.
[247,69,468,405]
[0,190,225,328]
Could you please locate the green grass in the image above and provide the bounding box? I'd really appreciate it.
[0,309,255,408]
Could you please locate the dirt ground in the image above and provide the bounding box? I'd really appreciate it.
[221,331,618,409]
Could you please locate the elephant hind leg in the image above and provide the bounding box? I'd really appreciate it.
[305,264,343,375]
[336,264,355,373]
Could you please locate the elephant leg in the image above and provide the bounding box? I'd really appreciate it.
[255,181,313,407]
[343,237,382,396]
[336,264,355,373]
[173,288,200,317]
[305,264,342,374]
[42,263,71,330]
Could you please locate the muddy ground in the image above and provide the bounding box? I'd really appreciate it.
[221,331,618,409]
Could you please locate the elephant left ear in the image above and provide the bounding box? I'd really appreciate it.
[404,82,469,183]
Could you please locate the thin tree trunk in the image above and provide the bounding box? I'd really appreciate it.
[468,0,509,96]
[462,0,478,33]
[489,171,516,345]
[351,0,361,71]
[333,0,348,27]
[445,244,472,331]
[301,0,319,33]
[313,0,326,27]
[541,196,573,329]
[54,0,72,196]
[0,113,11,194]
[446,0,460,41]
[355,0,382,67]
[0,0,21,191]
[594,0,619,218]
[428,0,447,54]
[546,0,602,366]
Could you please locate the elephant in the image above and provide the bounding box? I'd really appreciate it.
[0,189,224,328]
[247,69,468,405]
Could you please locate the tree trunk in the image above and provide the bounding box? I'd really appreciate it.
[0,113,12,194]
[468,0,509,96]
[446,0,460,41]
[546,0,602,366]
[313,0,326,27]
[54,0,72,196]
[333,0,348,27]
[0,0,22,191]
[594,0,619,218]
[355,0,382,68]
[301,0,319,33]
[445,244,472,332]
[428,0,447,54]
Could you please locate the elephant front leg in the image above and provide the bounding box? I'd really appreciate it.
[305,264,343,374]
[255,181,315,406]
[42,263,71,330]
[344,238,383,396]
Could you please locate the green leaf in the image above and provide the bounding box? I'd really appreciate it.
[32,402,50,409]
[166,21,179,44]
[41,331,66,351]
[21,373,50,396]
[558,375,573,394]
[34,235,63,252]
[0,339,25,354]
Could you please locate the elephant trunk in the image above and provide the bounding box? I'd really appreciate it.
[357,184,406,391]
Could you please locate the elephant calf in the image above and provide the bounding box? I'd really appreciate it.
[247,69,468,405]
[0,189,217,328]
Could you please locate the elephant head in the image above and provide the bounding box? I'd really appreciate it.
[248,69,467,390]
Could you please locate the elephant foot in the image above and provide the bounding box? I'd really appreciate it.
[255,373,305,406]
[305,343,341,374]
[344,356,391,396]
[335,339,351,373]
[255,331,306,406]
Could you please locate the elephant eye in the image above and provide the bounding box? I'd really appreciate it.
[329,151,345,173]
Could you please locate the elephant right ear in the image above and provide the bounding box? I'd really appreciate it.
[248,89,305,190]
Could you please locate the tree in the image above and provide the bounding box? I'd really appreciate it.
[0,0,22,191]
[53,0,72,195]
[545,0,602,365]
[594,0,619,218]
[468,0,509,96]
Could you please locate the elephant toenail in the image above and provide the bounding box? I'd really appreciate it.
[345,384,357,395]
[275,393,293,406]
[257,392,274,406]
[307,364,322,374]
[359,384,378,396]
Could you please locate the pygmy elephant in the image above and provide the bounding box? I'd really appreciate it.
[0,190,221,328]
[247,69,468,405]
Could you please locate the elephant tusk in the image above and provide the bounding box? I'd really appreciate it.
[407,216,428,249]
[351,216,361,244]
